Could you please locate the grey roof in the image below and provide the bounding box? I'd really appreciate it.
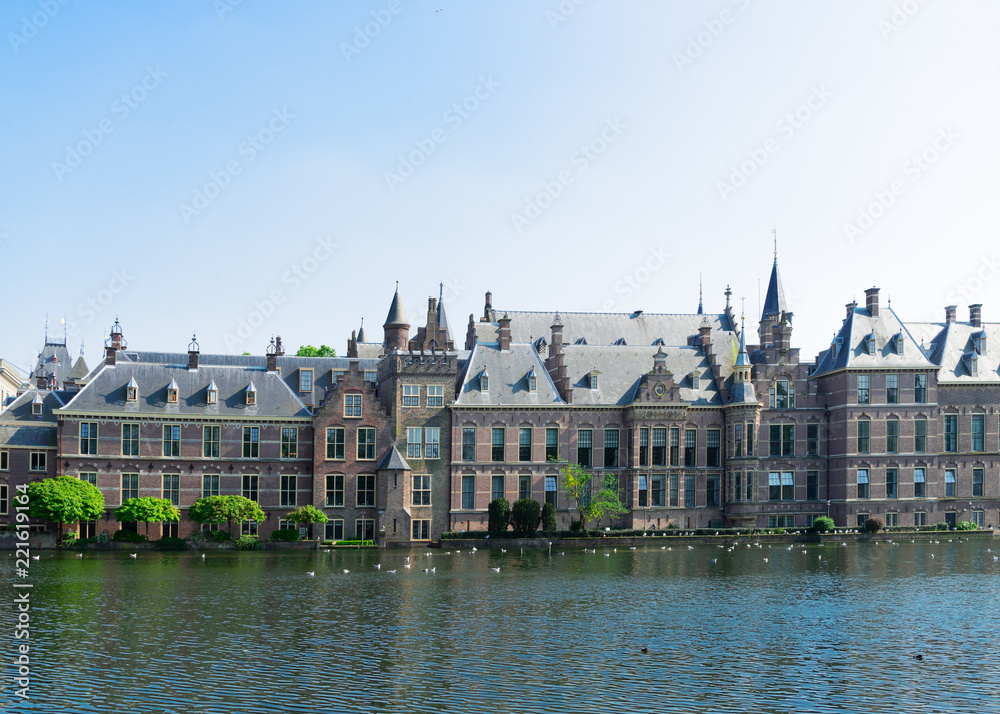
[32,341,73,385]
[58,364,311,418]
[906,320,1000,383]
[455,343,562,406]
[0,424,56,448]
[356,343,384,359]
[384,287,408,326]
[357,320,367,344]
[376,445,411,471]
[0,389,69,422]
[761,258,788,322]
[67,355,90,381]
[812,305,936,376]
[437,294,452,343]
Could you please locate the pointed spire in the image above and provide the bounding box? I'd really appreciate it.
[437,283,452,343]
[357,318,367,344]
[384,282,408,327]
[761,237,788,323]
[697,273,704,315]
[735,315,751,367]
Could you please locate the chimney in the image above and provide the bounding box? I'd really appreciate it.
[266,337,278,372]
[698,323,712,351]
[482,291,493,322]
[187,334,200,371]
[546,314,570,401]
[427,297,438,330]
[348,330,358,358]
[846,302,857,319]
[105,345,117,366]
[970,304,983,328]
[865,287,879,318]
[275,336,285,356]
[945,305,957,324]
[498,314,511,351]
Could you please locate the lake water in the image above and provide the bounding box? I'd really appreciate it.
[3,538,999,713]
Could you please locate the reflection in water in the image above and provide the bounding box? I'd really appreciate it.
[3,539,999,713]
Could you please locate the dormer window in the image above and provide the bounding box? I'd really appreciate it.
[688,372,700,389]
[167,379,179,404]
[246,381,257,406]
[480,370,489,392]
[575,337,588,345]
[589,371,600,389]
[299,369,313,393]
[31,394,43,416]
[892,333,904,355]
[652,338,665,346]
[863,333,876,355]
[972,331,987,355]
[613,338,627,346]
[206,380,218,405]
[126,376,138,402]
[526,369,537,392]
[963,352,979,377]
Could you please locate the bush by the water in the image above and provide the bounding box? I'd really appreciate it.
[955,521,978,531]
[510,498,541,533]
[488,498,511,533]
[811,516,835,533]
[270,529,299,542]
[112,530,147,543]
[156,536,188,551]
[235,535,261,550]
[864,517,884,534]
[541,502,557,532]
[206,530,233,542]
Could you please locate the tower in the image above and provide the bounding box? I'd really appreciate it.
[383,283,410,353]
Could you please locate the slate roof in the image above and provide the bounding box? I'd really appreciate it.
[0,389,70,422]
[31,341,73,386]
[906,320,1000,383]
[0,424,56,448]
[67,355,90,382]
[811,305,936,376]
[761,259,788,322]
[456,343,561,406]
[376,445,411,471]
[385,287,408,326]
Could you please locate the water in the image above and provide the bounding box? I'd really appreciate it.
[3,539,999,713]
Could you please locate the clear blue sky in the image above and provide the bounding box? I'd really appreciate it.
[3,1,999,374]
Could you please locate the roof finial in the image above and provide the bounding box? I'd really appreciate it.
[63,314,67,344]
[44,313,48,343]
[772,228,778,265]
[439,281,444,301]
[697,273,704,315]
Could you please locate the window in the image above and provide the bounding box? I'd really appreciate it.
[326,427,345,460]
[121,423,139,456]
[972,415,985,452]
[491,474,504,502]
[203,426,220,458]
[805,423,819,456]
[668,474,678,507]
[732,472,742,502]
[546,428,559,462]
[769,472,794,501]
[915,419,926,453]
[325,519,345,540]
[461,474,475,509]
[357,473,375,507]
[299,369,313,393]
[706,474,719,507]
[886,468,898,499]
[492,427,506,462]
[519,474,531,501]
[202,473,219,497]
[577,429,593,468]
[412,474,431,506]
[944,415,957,452]
[344,394,362,418]
[668,427,679,466]
[411,520,430,540]
[653,474,666,507]
[357,428,376,460]
[604,429,619,468]
[806,470,819,501]
[31,398,42,416]
[0,484,6,516]
[746,423,755,456]
[734,424,743,457]
[770,379,795,409]
[79,472,97,486]
[973,468,984,497]
[242,473,258,502]
[914,511,926,527]
[745,471,755,502]
[684,429,697,467]
[246,386,255,406]
[30,451,46,472]
[280,474,297,507]
[945,469,956,498]
[589,372,599,389]
[206,384,218,405]
[914,374,926,403]
[886,374,898,404]
[80,422,98,455]
[243,427,259,458]
[706,429,721,467]
[425,428,440,459]
[325,474,344,506]
[886,420,898,454]
[684,474,696,507]
[520,427,533,462]
[161,425,181,457]
[857,470,869,499]
[769,424,795,457]
[480,372,489,391]
[462,427,476,461]
[242,520,258,536]
[167,387,178,403]
[163,474,179,506]
[638,474,648,507]
[427,385,444,407]
[635,427,648,466]
[971,510,985,529]
[407,427,423,459]
[121,473,139,501]
[857,374,870,404]
[126,380,138,402]
[403,384,420,407]
[281,427,297,459]
[0,451,6,470]
[857,421,870,454]
[528,374,537,392]
[885,512,898,527]
[914,468,926,498]
[768,515,795,528]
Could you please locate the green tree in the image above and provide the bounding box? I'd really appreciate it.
[488,497,511,533]
[189,495,265,536]
[541,502,557,532]
[560,462,629,530]
[589,474,629,528]
[115,497,181,538]
[26,476,105,543]
[285,504,328,539]
[296,345,337,357]
[510,498,541,533]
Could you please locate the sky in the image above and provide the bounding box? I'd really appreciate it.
[3,0,999,376]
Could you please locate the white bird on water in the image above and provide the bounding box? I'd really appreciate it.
[130,553,137,558]
[306,571,315,576]
[201,553,206,558]
[404,563,412,569]
[501,549,507,553]
[76,554,83,558]
[491,567,500,572]
[375,564,381,570]
[342,569,350,573]
[31,555,40,561]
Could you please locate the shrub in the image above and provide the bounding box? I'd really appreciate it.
[935,522,951,531]
[864,517,884,534]
[206,530,233,542]
[270,528,299,542]
[569,519,585,533]
[812,516,835,534]
[510,499,541,533]
[112,529,148,543]
[488,498,511,533]
[541,502,557,532]
[156,536,188,551]
[955,521,977,531]
[62,530,78,541]
[235,535,261,551]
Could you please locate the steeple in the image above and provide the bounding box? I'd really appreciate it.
[697,273,704,315]
[761,232,788,324]
[357,318,366,344]
[384,282,408,327]
[437,282,452,345]
[729,314,757,404]
[383,282,410,352]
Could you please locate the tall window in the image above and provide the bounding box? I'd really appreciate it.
[411,520,430,540]
[325,474,344,507]
[491,474,504,502]
[326,427,345,460]
[519,427,533,462]
[163,474,179,506]
[425,428,440,459]
[344,394,362,418]
[638,427,650,465]
[203,473,219,497]
[402,385,419,407]
[357,428,376,460]
[667,474,678,507]
[577,429,593,468]
[669,428,679,466]
[203,426,220,458]
[280,474,297,507]
[945,470,956,498]
[769,472,793,501]
[914,511,927,527]
[746,423,754,456]
[407,427,423,459]
[299,369,313,393]
[769,424,795,457]
[80,422,98,455]
[857,469,869,499]
[733,472,742,502]
[122,423,139,456]
[973,468,984,497]
[544,475,557,506]
[972,415,985,452]
[944,415,958,453]
[886,374,898,404]
[706,474,719,507]
[281,428,298,459]
[461,474,475,509]
[857,421,870,454]
[242,473,258,502]
[914,420,926,453]
[163,425,181,458]
[886,420,898,454]
[684,429,697,467]
[546,428,559,462]
[684,474,696,507]
[357,474,375,507]
[806,470,818,501]
[492,427,505,462]
[857,374,870,404]
[604,429,619,468]
[121,473,139,501]
[886,468,897,499]
[412,474,431,506]
[518,474,531,501]
[914,468,925,498]
[770,379,794,409]
[462,427,476,461]
[427,385,444,407]
[30,452,47,472]
[914,374,926,403]
[745,471,754,502]
[638,474,648,507]
[0,451,7,471]
[706,429,720,467]
[243,427,260,458]
[0,484,7,516]
[648,428,663,466]
[806,423,819,456]
[734,424,743,457]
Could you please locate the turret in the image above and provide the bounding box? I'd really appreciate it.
[383,283,410,352]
